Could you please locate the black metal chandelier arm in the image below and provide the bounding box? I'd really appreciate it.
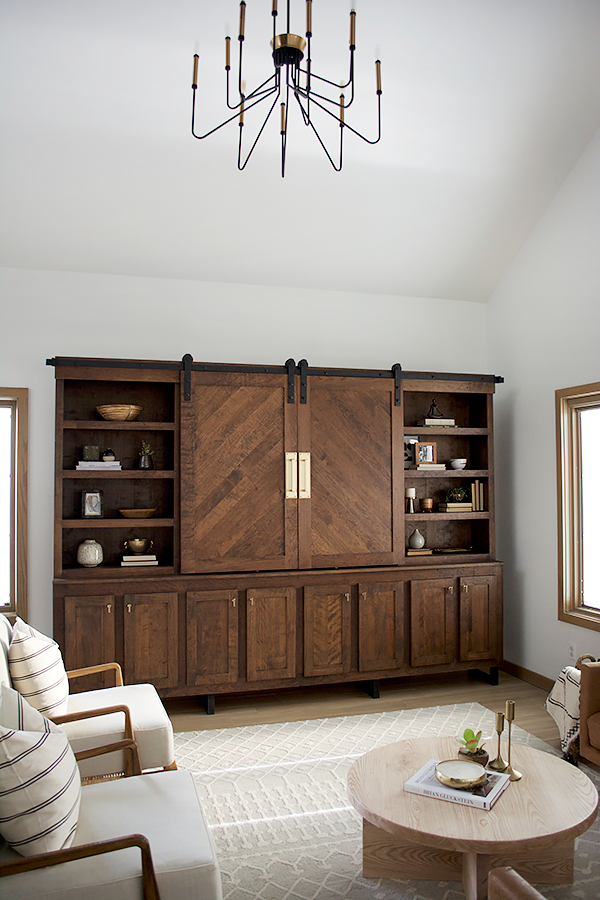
[295,80,356,113]
[295,89,381,145]
[298,53,354,93]
[192,84,279,140]
[238,91,282,170]
[294,93,343,172]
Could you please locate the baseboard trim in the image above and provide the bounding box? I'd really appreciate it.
[500,660,554,693]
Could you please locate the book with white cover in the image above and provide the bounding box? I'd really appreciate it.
[404,759,511,810]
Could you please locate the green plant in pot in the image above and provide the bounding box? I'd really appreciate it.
[457,728,489,767]
[446,486,469,503]
[139,440,155,470]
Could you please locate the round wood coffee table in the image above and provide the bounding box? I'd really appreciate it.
[347,735,598,900]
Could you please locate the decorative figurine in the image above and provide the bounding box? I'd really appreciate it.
[427,399,445,419]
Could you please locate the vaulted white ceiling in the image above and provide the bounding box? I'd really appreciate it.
[1,0,599,301]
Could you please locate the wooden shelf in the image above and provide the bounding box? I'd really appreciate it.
[403,426,489,436]
[62,470,175,479]
[404,469,489,478]
[61,518,174,528]
[406,512,489,521]
[63,420,175,430]
[58,565,176,579]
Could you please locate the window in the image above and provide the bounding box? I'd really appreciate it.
[556,382,600,631]
[0,388,28,617]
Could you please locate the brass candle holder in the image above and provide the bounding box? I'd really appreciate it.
[488,711,507,771]
[504,700,522,781]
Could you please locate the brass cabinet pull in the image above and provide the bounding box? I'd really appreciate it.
[299,452,311,499]
[285,452,298,499]
[345,593,350,602]
[249,597,254,606]
[106,603,112,614]
[446,585,454,594]
[361,591,367,600]
[232,597,236,607]
[462,583,469,593]
[127,603,132,613]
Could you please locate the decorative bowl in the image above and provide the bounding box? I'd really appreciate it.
[124,538,153,555]
[449,458,467,470]
[119,508,157,519]
[97,404,143,421]
[434,759,487,791]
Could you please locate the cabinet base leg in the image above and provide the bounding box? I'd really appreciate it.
[203,694,215,715]
[468,666,499,686]
[362,680,380,699]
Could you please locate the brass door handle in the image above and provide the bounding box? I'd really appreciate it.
[127,603,132,613]
[106,603,112,614]
[285,452,298,498]
[299,452,311,499]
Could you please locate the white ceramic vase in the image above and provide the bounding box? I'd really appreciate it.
[77,539,103,567]
[408,528,425,550]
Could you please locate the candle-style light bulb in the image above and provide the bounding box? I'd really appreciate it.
[280,102,286,135]
[306,0,313,36]
[272,0,277,13]
[350,10,356,49]
[225,36,231,69]
[375,59,382,94]
[239,1,246,40]
[192,54,199,88]
[339,93,345,125]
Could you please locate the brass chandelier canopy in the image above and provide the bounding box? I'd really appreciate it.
[191,0,382,177]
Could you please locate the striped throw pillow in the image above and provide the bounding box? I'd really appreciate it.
[0,683,81,856]
[8,619,69,718]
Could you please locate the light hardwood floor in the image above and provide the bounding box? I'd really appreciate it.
[164,670,563,749]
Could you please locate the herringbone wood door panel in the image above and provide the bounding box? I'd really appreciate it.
[181,374,297,572]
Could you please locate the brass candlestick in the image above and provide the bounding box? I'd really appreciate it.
[504,700,522,781]
[488,711,507,771]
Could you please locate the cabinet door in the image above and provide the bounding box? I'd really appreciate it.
[180,372,298,573]
[304,585,352,676]
[64,595,117,691]
[186,590,239,687]
[459,575,501,662]
[123,592,179,689]
[409,579,456,667]
[299,376,402,569]
[358,582,405,672]
[246,587,297,682]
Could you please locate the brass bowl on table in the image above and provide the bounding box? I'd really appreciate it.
[96,404,143,421]
[119,508,157,519]
[434,759,487,791]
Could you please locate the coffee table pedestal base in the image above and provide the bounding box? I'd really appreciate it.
[363,821,574,900]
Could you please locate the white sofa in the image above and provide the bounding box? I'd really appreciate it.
[0,614,175,778]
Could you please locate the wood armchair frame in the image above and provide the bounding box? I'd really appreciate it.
[53,704,143,778]
[66,661,124,687]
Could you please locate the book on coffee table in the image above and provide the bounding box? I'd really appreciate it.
[404,759,511,810]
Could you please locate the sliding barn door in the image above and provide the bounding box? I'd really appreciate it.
[180,371,298,573]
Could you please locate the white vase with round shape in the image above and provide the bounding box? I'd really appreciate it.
[409,528,425,550]
[77,539,103,567]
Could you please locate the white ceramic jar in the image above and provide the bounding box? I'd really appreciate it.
[77,539,103,567]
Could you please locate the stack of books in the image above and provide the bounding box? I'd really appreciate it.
[438,501,473,512]
[471,480,485,510]
[121,554,158,567]
[406,548,433,556]
[404,759,511,810]
[418,416,455,427]
[76,460,122,471]
[416,463,446,470]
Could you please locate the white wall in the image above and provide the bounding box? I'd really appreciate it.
[0,269,488,634]
[488,126,600,679]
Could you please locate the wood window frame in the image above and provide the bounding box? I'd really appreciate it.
[556,381,600,632]
[0,388,28,618]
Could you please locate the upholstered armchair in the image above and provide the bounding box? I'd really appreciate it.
[579,660,600,766]
[0,685,221,899]
[1,614,175,779]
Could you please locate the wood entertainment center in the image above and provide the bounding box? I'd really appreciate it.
[50,356,504,712]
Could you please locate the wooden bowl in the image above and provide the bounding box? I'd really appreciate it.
[96,404,143,421]
[435,759,487,790]
[119,508,157,519]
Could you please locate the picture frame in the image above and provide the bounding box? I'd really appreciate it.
[415,442,437,464]
[82,490,103,518]
[404,434,420,469]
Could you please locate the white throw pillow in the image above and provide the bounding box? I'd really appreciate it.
[0,683,81,856]
[8,618,69,717]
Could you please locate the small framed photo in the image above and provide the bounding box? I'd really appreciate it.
[82,490,103,518]
[415,442,437,464]
[404,434,420,469]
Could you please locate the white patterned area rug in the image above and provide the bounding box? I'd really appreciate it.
[173,702,600,900]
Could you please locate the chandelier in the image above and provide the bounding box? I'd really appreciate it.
[191,1,382,177]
